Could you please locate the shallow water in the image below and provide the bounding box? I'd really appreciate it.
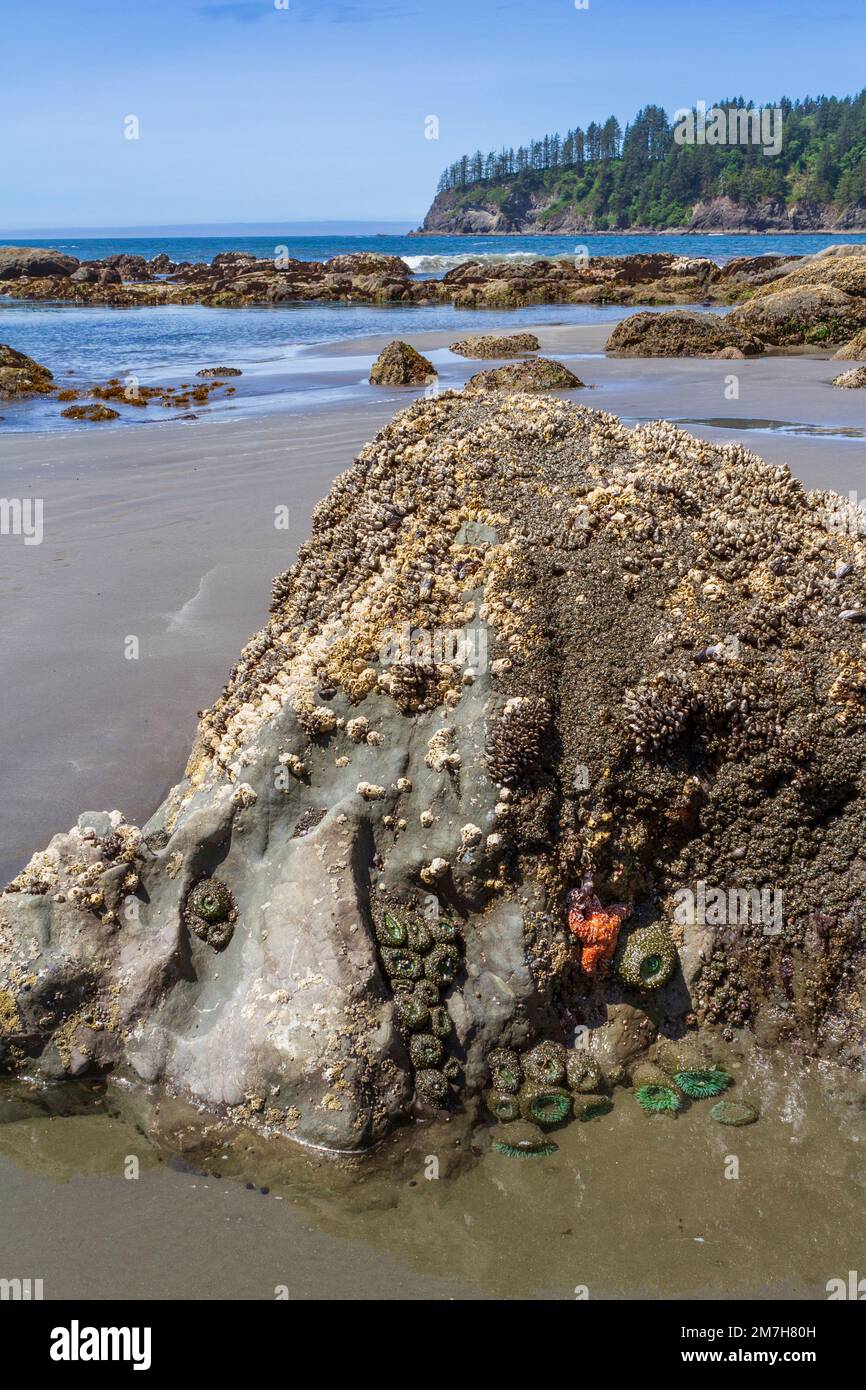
[677,417,866,442]
[2,1055,864,1300]
[0,299,629,433]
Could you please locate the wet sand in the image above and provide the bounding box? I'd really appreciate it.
[0,402,401,882]
[1,1054,864,1300]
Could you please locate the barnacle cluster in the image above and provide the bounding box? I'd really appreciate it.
[485,696,551,788]
[624,672,703,754]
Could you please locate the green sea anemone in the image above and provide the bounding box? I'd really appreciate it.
[710,1099,759,1127]
[519,1083,573,1128]
[488,1048,522,1094]
[492,1121,557,1158]
[414,980,440,1007]
[675,1068,731,1099]
[407,921,432,953]
[382,948,423,982]
[187,879,232,922]
[410,1032,443,1068]
[566,1054,604,1094]
[415,1068,448,1107]
[429,918,458,944]
[184,877,237,950]
[617,924,678,991]
[572,1093,612,1121]
[395,996,430,1032]
[425,943,460,987]
[636,1083,681,1113]
[485,1089,521,1122]
[524,1040,567,1085]
[442,1057,461,1082]
[376,912,406,947]
[428,1005,451,1038]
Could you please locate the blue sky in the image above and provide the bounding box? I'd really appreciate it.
[1,0,864,229]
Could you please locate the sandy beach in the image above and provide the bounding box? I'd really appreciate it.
[2,323,864,883]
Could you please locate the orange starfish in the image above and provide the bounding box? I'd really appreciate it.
[566,890,631,976]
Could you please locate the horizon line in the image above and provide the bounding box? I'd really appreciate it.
[0,219,421,239]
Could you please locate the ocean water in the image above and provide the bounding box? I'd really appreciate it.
[2,231,864,433]
[5,230,866,271]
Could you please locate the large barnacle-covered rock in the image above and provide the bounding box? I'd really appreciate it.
[3,391,866,1150]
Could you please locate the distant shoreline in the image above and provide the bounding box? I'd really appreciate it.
[408,227,866,238]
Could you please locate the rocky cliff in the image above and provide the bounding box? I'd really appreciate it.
[420,184,866,235]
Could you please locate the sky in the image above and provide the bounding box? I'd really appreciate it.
[1,0,864,230]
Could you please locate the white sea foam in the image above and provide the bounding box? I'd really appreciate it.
[402,252,558,273]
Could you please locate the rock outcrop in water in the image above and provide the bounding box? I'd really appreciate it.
[0,344,54,399]
[450,333,540,359]
[2,393,866,1150]
[464,357,585,392]
[369,340,437,386]
[605,311,763,359]
[0,245,811,312]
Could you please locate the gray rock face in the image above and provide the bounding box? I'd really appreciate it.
[4,392,866,1150]
[0,246,79,279]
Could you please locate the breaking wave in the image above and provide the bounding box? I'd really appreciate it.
[402,251,558,273]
